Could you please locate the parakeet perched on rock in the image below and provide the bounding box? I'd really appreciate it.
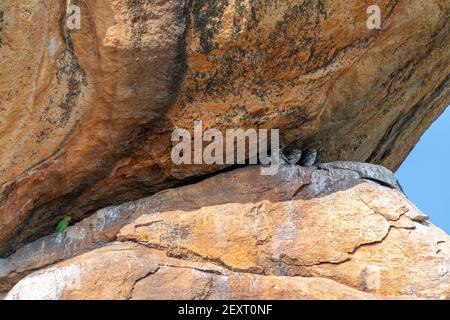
[55,216,71,233]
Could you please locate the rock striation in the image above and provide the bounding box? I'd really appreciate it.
[0,0,449,256]
[2,164,449,300]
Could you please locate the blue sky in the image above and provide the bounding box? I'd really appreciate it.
[396,106,450,233]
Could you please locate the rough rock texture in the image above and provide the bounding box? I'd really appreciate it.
[5,243,380,300]
[2,165,449,299]
[0,0,449,256]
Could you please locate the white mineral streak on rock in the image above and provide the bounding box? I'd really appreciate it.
[5,264,81,300]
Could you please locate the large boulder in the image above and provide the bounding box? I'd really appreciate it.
[5,242,381,300]
[2,164,449,299]
[0,0,448,256]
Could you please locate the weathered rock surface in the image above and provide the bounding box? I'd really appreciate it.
[2,164,449,299]
[5,242,381,300]
[0,0,449,256]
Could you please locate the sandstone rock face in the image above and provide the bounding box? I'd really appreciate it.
[5,242,379,300]
[0,0,448,256]
[2,165,449,299]
[0,0,186,256]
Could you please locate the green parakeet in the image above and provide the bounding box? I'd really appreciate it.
[55,216,71,233]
